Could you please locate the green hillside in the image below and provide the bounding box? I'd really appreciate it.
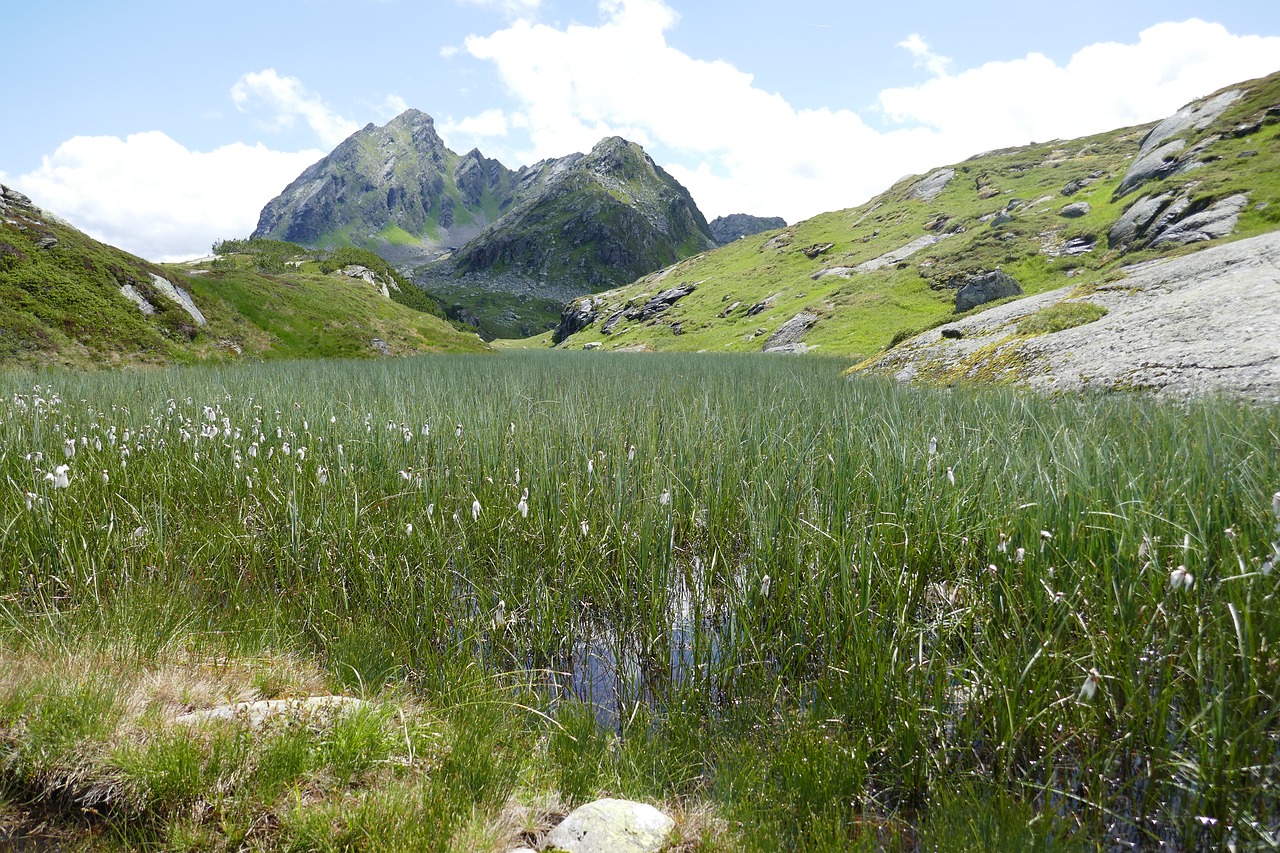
[0,188,485,368]
[547,71,1280,360]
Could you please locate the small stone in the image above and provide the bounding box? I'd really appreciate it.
[1059,202,1091,218]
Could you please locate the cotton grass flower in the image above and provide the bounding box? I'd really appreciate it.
[517,490,529,518]
[659,489,671,506]
[580,520,590,537]
[1079,668,1102,701]
[1169,566,1194,591]
[472,499,482,521]
[760,574,771,598]
[44,465,70,489]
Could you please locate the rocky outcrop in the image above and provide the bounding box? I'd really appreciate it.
[1109,192,1248,250]
[910,168,955,202]
[1114,140,1186,198]
[764,311,818,352]
[1113,89,1243,200]
[333,264,399,298]
[117,274,207,325]
[709,213,787,245]
[855,235,946,274]
[955,270,1023,312]
[624,282,697,322]
[1150,194,1249,247]
[544,799,674,853]
[149,274,206,325]
[861,230,1280,403]
[553,296,607,344]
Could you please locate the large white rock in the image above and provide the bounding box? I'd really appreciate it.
[149,274,207,325]
[544,798,674,853]
[173,696,365,729]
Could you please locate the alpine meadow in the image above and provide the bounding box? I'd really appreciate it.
[3,7,1280,851]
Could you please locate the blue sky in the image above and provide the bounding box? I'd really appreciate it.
[4,0,1278,260]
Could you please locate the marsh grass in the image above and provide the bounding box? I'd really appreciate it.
[1,352,1278,849]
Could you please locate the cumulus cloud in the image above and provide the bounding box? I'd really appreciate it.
[898,34,952,78]
[878,19,1280,144]
[10,132,325,261]
[439,108,511,148]
[453,2,1280,223]
[231,69,361,147]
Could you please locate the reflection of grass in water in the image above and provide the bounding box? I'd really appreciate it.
[1,352,1277,850]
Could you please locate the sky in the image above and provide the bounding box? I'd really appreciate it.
[3,0,1279,261]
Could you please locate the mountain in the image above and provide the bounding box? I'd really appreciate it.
[548,70,1280,397]
[253,115,717,341]
[0,185,484,367]
[252,110,520,268]
[709,214,787,245]
[422,136,717,338]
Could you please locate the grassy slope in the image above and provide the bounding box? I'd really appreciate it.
[0,204,486,368]
[546,71,1280,360]
[181,262,487,360]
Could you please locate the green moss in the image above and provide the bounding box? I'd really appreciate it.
[1017,301,1108,336]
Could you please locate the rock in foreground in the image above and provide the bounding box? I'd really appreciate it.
[545,798,674,853]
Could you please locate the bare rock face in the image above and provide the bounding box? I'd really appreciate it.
[1113,89,1243,199]
[910,168,956,202]
[763,311,818,352]
[544,798,674,853]
[1110,192,1249,250]
[553,296,607,344]
[1150,194,1249,247]
[861,230,1280,403]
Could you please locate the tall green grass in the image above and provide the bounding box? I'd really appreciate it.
[1,353,1277,849]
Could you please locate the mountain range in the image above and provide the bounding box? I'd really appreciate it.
[251,114,783,339]
[4,68,1279,400]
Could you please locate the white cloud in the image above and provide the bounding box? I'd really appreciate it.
[10,132,324,261]
[454,3,1280,223]
[231,69,361,147]
[878,19,1280,145]
[378,93,411,119]
[898,33,952,78]
[439,108,511,148]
